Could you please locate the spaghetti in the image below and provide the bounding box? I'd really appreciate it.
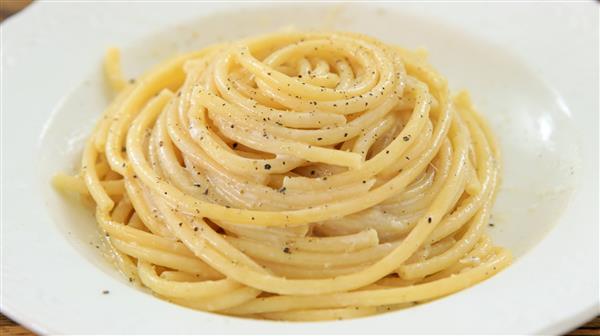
[53,31,511,321]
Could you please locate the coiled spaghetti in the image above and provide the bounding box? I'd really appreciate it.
[53,31,511,321]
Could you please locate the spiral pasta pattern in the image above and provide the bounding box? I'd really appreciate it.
[53,31,511,321]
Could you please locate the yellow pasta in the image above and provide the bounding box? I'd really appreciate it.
[53,31,511,321]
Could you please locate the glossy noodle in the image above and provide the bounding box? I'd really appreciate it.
[53,31,511,321]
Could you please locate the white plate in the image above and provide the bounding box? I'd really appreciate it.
[1,2,598,334]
